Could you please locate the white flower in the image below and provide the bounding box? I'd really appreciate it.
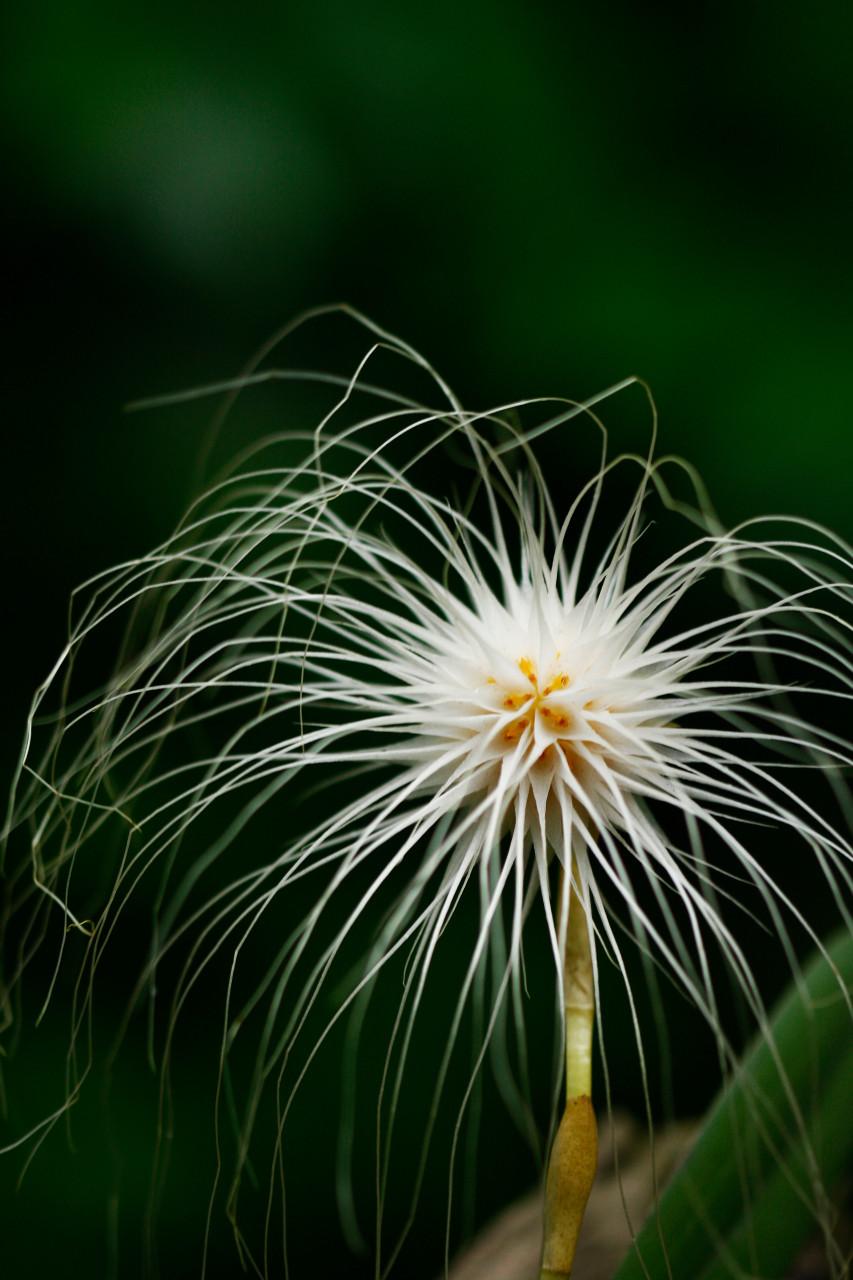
[3,310,851,1275]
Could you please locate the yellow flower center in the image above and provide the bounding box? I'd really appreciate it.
[500,657,572,744]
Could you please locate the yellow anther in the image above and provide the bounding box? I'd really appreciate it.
[542,705,570,729]
[518,657,538,685]
[503,716,530,742]
[543,673,570,696]
[496,657,577,754]
[486,676,496,685]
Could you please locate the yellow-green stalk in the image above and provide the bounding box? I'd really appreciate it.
[540,860,598,1279]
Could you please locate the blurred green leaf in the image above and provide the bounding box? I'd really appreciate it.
[614,930,852,1280]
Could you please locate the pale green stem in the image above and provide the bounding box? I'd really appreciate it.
[540,856,598,1279]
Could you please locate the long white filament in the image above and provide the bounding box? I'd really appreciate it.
[2,308,850,1279]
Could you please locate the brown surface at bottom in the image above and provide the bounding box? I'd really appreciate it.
[444,1115,849,1279]
[445,1112,693,1280]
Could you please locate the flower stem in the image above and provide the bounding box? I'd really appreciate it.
[539,857,598,1279]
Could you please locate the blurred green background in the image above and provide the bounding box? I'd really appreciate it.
[2,3,852,1277]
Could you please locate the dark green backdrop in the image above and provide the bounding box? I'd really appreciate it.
[3,4,852,1278]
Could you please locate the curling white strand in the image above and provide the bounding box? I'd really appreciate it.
[3,310,851,1277]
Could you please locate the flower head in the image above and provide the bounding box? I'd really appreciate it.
[3,310,850,1275]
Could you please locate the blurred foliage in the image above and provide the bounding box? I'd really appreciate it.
[2,3,852,1277]
[615,931,853,1280]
